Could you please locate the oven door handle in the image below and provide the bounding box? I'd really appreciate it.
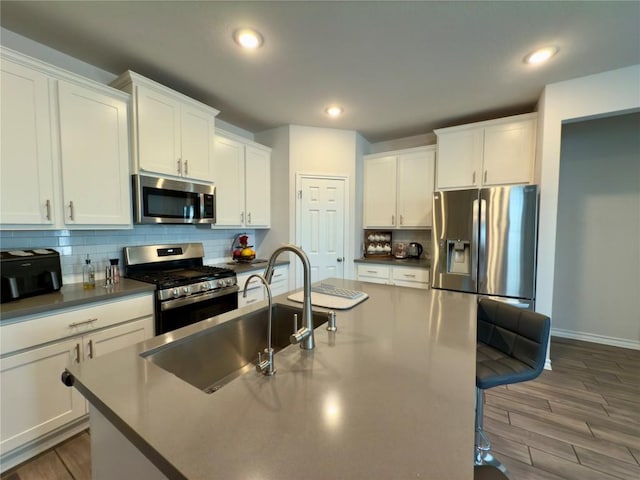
[160,285,240,311]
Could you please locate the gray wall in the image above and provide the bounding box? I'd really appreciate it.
[552,112,640,347]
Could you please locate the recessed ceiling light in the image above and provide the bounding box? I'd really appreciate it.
[524,46,559,65]
[233,28,263,49]
[325,105,344,118]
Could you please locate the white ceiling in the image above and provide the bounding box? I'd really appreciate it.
[1,1,638,142]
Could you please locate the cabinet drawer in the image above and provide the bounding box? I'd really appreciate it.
[357,264,391,280]
[1,294,154,354]
[392,267,429,284]
[238,287,264,307]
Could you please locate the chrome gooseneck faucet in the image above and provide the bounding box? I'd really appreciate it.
[243,273,275,375]
[264,244,315,350]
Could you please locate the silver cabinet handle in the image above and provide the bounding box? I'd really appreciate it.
[74,343,81,364]
[184,159,188,175]
[484,170,487,183]
[69,318,97,328]
[273,273,283,279]
[247,212,252,224]
[69,201,74,221]
[367,270,378,274]
[177,159,182,175]
[472,171,476,184]
[246,298,257,304]
[391,215,395,225]
[403,274,416,278]
[45,200,51,221]
[88,339,94,359]
[400,215,404,225]
[240,212,244,223]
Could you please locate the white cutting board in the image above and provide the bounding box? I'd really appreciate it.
[287,291,369,310]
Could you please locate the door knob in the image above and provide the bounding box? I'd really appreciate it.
[337,257,344,262]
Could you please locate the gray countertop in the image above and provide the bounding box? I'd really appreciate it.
[355,256,430,269]
[0,278,156,322]
[212,259,289,274]
[67,279,477,479]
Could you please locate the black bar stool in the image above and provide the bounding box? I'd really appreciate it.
[475,298,551,475]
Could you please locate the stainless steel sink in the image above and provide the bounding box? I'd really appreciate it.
[141,304,327,394]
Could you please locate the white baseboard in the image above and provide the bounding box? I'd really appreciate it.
[544,358,553,371]
[551,328,640,351]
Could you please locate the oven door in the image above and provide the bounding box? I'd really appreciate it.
[156,286,239,335]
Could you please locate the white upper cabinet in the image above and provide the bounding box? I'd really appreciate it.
[0,47,132,229]
[363,146,435,229]
[213,132,271,228]
[435,113,536,190]
[0,57,55,226]
[57,80,130,226]
[112,71,218,183]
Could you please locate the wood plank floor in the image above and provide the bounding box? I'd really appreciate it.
[1,337,638,479]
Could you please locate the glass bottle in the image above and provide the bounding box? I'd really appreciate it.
[83,254,96,289]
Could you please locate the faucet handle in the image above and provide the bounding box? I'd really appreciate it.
[327,310,337,331]
[293,313,298,333]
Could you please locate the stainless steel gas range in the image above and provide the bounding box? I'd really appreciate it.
[124,243,238,335]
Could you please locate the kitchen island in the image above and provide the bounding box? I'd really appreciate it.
[66,279,477,479]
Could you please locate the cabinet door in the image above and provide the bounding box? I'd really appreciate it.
[84,317,153,361]
[0,339,86,454]
[436,129,483,189]
[483,118,535,186]
[180,105,214,182]
[363,156,397,228]
[397,150,435,227]
[0,60,55,225]
[213,136,245,227]
[245,146,271,228]
[135,85,181,177]
[57,81,131,226]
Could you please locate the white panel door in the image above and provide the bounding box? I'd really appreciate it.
[0,339,86,454]
[299,177,346,282]
[245,146,271,227]
[0,60,55,225]
[136,85,181,177]
[213,136,245,227]
[181,105,214,181]
[57,80,131,226]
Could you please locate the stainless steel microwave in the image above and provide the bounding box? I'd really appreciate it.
[132,174,216,224]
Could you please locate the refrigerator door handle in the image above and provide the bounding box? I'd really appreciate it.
[471,198,479,283]
[478,198,487,286]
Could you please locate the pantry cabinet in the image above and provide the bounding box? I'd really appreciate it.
[0,47,131,229]
[0,294,153,470]
[363,146,435,229]
[111,71,218,183]
[435,113,536,190]
[213,132,271,228]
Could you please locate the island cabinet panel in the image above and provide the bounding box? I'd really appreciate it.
[0,47,132,230]
[363,146,435,229]
[0,58,55,226]
[212,131,271,229]
[0,294,154,471]
[112,70,219,183]
[357,263,430,289]
[435,113,536,190]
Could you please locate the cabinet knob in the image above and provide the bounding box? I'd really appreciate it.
[45,199,51,221]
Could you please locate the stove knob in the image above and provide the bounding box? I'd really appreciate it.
[217,279,225,287]
[201,282,210,292]
[226,278,234,286]
[183,286,190,295]
[173,288,180,298]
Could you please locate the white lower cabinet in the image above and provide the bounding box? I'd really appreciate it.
[0,294,154,471]
[236,265,289,307]
[357,264,429,289]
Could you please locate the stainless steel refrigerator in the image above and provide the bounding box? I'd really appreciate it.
[431,185,538,308]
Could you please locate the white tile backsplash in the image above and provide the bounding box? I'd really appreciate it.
[0,227,256,284]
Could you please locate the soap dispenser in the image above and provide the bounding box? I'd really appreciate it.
[83,254,96,289]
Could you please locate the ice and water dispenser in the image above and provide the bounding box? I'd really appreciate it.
[446,240,471,275]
